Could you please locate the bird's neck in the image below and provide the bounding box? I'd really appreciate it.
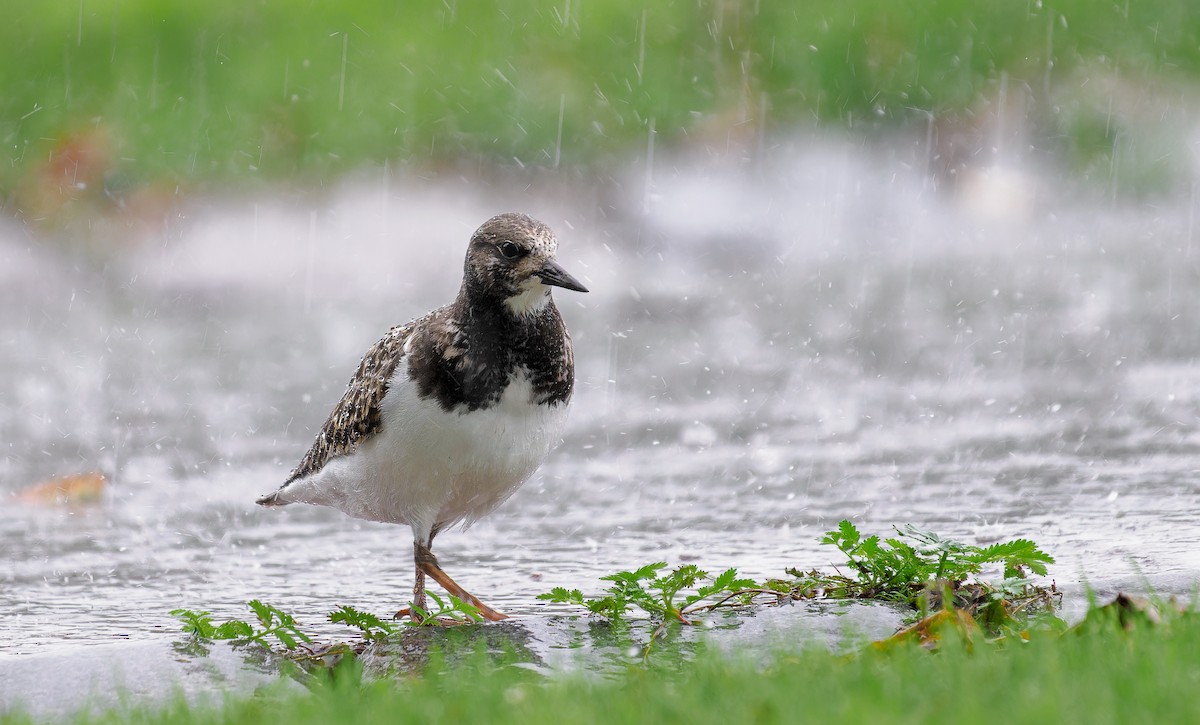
[445,286,572,409]
[456,285,557,339]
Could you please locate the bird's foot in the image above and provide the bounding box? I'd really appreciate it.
[465,599,509,622]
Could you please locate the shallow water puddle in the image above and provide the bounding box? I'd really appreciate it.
[2,143,1199,711]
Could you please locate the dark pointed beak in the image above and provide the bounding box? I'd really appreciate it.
[538,259,589,293]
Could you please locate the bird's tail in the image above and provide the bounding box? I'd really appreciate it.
[255,489,292,507]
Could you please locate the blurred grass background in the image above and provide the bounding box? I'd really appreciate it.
[2,0,1199,215]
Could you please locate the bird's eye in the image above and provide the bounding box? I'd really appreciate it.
[497,241,524,259]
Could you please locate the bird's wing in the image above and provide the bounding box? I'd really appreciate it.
[283,322,414,484]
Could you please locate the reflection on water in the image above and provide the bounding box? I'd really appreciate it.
[1,141,1199,681]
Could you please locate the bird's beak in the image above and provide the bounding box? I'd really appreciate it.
[538,259,589,293]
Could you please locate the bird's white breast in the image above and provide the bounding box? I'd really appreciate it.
[285,363,567,540]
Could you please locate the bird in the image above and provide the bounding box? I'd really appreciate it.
[256,212,588,622]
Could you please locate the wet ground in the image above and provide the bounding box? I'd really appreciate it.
[2,139,1199,715]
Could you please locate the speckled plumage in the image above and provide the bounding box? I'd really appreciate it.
[256,212,588,622]
[282,320,418,485]
[278,294,576,489]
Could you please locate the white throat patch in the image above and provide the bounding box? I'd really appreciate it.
[505,278,551,316]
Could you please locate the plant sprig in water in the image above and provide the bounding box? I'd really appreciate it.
[541,520,1059,635]
[786,520,1057,620]
[540,563,765,626]
[171,599,313,650]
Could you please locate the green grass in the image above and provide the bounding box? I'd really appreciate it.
[3,0,1200,200]
[6,605,1200,724]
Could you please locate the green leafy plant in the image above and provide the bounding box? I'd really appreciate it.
[328,605,398,640]
[539,563,765,627]
[785,520,1057,618]
[172,594,487,664]
[171,600,313,650]
[405,592,484,627]
[542,520,1058,638]
[170,608,253,640]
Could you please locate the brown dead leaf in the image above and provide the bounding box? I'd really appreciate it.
[872,608,981,652]
[15,472,107,506]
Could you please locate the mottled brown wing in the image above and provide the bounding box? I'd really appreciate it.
[283,322,413,484]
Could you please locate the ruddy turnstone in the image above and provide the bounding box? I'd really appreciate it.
[256,212,588,621]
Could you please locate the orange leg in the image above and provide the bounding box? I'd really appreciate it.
[414,541,508,621]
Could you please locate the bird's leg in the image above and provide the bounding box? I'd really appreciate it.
[394,546,430,622]
[412,562,428,619]
[414,541,509,621]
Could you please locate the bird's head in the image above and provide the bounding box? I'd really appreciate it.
[463,212,589,316]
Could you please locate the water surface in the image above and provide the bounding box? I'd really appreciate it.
[2,141,1199,710]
